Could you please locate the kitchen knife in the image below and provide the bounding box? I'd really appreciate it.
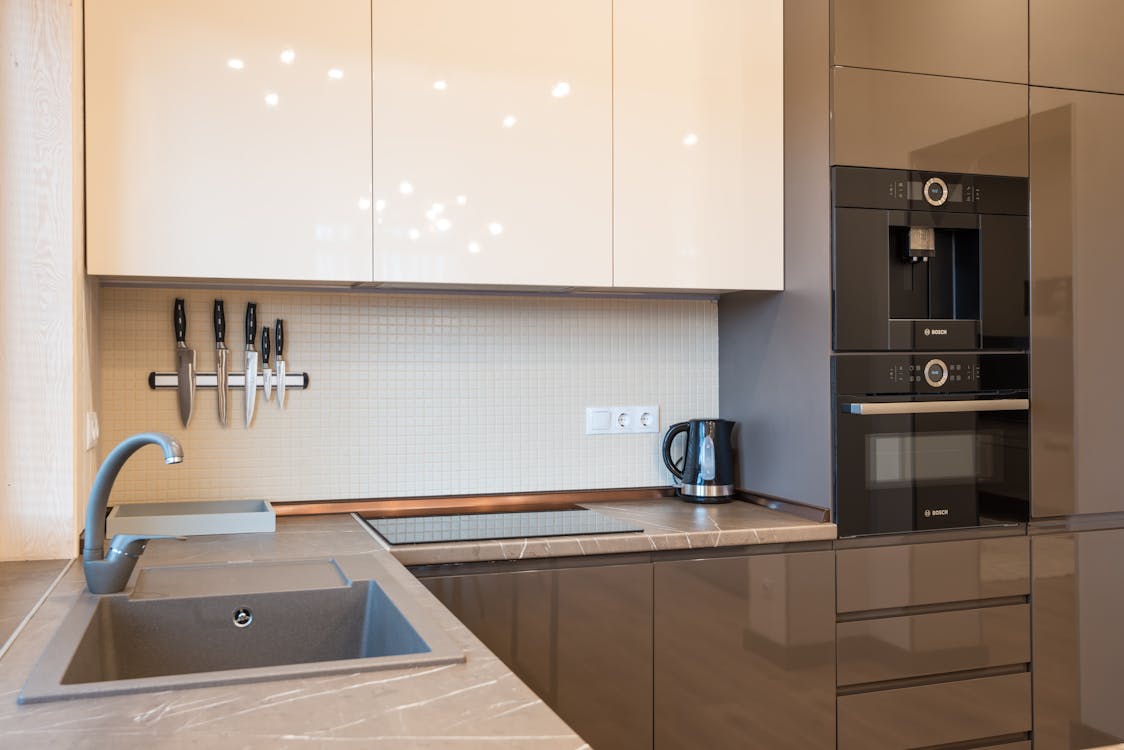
[261,326,272,401]
[244,302,258,427]
[173,298,195,427]
[214,299,229,427]
[275,319,286,409]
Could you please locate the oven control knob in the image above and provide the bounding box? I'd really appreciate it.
[924,358,949,388]
[923,177,949,206]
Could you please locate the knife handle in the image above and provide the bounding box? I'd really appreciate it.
[174,298,187,344]
[213,299,226,344]
[245,303,257,348]
[275,319,284,358]
[261,326,271,366]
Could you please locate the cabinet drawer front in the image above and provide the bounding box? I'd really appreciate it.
[837,673,1031,750]
[837,537,1029,613]
[837,604,1030,686]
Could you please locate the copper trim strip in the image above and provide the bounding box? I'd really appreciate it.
[272,487,678,518]
[738,491,833,523]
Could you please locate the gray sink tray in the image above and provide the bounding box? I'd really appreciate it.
[106,499,275,537]
[20,555,465,703]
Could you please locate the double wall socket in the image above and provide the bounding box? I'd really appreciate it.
[585,406,659,435]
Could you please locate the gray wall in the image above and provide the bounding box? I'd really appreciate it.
[718,0,832,509]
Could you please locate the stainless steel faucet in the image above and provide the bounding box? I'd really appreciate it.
[82,432,184,594]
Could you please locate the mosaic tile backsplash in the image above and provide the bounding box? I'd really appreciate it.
[99,287,719,504]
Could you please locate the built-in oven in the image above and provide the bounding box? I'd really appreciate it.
[833,352,1029,538]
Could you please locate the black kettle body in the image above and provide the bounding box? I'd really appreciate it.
[661,419,736,503]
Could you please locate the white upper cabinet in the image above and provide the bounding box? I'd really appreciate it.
[371,0,613,288]
[612,0,784,291]
[85,0,373,282]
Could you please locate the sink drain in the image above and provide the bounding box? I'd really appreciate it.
[232,607,253,628]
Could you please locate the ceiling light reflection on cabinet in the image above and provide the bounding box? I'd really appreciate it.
[227,58,245,70]
[468,241,481,254]
[398,181,414,196]
[487,222,504,236]
[408,228,421,241]
[280,49,296,64]
[551,81,571,98]
[375,199,387,212]
[328,68,344,80]
[433,80,448,91]
[435,218,452,232]
[456,195,468,206]
[358,197,372,211]
[264,92,279,107]
[682,133,699,147]
[502,115,518,128]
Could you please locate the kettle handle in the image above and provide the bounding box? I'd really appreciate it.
[661,422,691,481]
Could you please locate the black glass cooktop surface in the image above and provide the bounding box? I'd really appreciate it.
[367,509,645,545]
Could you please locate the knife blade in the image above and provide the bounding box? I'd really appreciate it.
[173,298,195,427]
[214,299,228,427]
[275,319,286,409]
[244,302,259,427]
[261,326,272,401]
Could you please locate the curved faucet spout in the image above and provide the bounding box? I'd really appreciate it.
[83,432,183,594]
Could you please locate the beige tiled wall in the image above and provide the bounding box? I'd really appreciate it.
[99,287,718,504]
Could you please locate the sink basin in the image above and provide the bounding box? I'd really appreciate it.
[20,555,464,703]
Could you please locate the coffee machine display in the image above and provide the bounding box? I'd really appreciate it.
[661,419,736,503]
[833,166,1029,352]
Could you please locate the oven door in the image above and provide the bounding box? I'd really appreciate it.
[834,395,1029,537]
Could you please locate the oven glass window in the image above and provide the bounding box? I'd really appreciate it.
[867,432,998,488]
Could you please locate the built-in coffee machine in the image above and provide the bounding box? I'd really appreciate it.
[833,167,1029,352]
[832,167,1030,536]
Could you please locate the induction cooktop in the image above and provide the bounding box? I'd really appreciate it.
[367,509,645,545]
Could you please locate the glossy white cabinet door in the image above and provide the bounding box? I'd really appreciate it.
[372,0,612,288]
[613,0,784,291]
[86,0,373,282]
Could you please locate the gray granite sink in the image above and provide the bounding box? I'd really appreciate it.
[20,555,464,703]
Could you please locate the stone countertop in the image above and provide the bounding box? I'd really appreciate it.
[377,497,837,566]
[0,515,587,749]
[0,560,70,650]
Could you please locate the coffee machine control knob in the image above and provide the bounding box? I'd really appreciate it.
[923,177,949,206]
[924,358,949,388]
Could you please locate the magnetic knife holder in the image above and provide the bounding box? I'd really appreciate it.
[147,372,311,390]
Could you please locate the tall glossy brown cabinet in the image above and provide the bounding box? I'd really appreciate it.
[1032,530,1124,748]
[653,551,835,750]
[1031,1,1124,94]
[833,0,1027,83]
[1030,88,1124,518]
[420,561,654,750]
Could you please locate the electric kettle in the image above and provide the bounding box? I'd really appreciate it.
[661,419,736,503]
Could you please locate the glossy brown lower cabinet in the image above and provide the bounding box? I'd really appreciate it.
[837,672,1031,750]
[1033,530,1124,749]
[837,604,1030,686]
[653,551,836,750]
[421,562,653,750]
[836,537,1030,613]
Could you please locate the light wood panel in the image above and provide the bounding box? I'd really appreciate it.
[0,0,82,560]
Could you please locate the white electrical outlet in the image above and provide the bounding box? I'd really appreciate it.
[585,405,659,435]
